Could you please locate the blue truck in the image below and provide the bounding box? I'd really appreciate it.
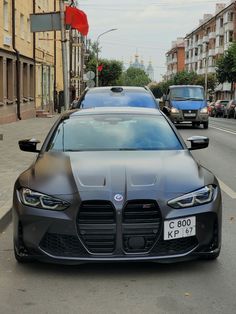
[163,85,209,129]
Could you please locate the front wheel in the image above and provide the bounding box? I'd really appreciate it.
[203,122,209,129]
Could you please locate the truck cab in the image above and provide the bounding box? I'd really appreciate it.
[163,85,209,129]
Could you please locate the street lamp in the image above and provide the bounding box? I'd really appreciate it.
[96,28,118,87]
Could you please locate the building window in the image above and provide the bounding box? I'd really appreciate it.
[228,12,234,22]
[6,58,13,101]
[219,36,224,46]
[30,64,34,98]
[0,57,3,103]
[23,63,28,98]
[27,18,31,42]
[229,31,233,42]
[3,1,9,31]
[220,17,223,27]
[20,14,24,39]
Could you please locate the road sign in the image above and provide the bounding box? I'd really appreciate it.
[85,71,95,80]
[30,12,61,32]
[86,80,95,88]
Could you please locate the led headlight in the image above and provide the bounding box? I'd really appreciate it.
[171,108,179,114]
[168,185,216,209]
[19,188,70,211]
[200,107,208,114]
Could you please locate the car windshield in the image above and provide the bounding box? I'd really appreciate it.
[170,87,204,100]
[80,91,158,109]
[48,114,183,151]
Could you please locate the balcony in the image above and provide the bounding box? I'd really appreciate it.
[216,28,224,36]
[203,35,209,43]
[225,21,234,31]
[202,52,207,59]
[208,66,216,73]
[209,32,216,39]
[215,46,224,54]
[197,38,203,46]
[208,49,215,56]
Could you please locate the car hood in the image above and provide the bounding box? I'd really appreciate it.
[17,151,214,202]
[171,100,206,110]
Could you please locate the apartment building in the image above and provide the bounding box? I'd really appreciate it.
[185,1,236,98]
[166,38,185,79]
[0,0,35,123]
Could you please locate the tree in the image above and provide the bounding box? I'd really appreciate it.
[86,58,123,86]
[216,42,236,97]
[117,68,151,86]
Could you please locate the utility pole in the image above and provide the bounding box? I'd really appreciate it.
[204,43,208,99]
[59,0,69,110]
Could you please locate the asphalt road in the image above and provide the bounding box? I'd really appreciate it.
[0,117,236,314]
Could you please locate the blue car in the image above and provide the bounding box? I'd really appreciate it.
[70,86,159,110]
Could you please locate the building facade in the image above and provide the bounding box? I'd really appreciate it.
[0,0,35,123]
[185,1,236,98]
[166,38,185,79]
[0,0,64,124]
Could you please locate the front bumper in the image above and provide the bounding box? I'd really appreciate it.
[13,193,222,264]
[170,110,208,124]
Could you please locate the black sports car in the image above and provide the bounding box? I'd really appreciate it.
[13,107,222,264]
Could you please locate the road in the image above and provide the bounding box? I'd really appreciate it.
[0,117,236,314]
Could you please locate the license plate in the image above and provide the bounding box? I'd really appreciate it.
[164,216,196,241]
[184,113,196,117]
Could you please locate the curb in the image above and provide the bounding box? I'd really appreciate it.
[0,209,12,233]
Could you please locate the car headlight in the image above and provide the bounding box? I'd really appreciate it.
[171,108,179,114]
[200,107,208,114]
[167,185,216,209]
[19,188,70,210]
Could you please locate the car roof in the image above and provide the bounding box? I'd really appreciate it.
[66,107,163,119]
[86,86,150,94]
[169,85,203,88]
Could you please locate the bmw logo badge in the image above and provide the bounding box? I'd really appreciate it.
[114,194,123,202]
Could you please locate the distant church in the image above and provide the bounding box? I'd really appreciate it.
[129,53,154,81]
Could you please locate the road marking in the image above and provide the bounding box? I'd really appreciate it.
[210,126,236,135]
[217,179,236,199]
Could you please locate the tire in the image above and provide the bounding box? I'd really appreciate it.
[203,122,209,129]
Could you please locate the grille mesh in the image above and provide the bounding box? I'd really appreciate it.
[77,201,116,254]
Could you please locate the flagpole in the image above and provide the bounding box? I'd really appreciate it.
[60,0,70,110]
[96,28,118,87]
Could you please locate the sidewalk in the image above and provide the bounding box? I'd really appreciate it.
[0,115,59,231]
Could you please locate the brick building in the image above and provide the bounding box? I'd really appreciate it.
[166,38,185,79]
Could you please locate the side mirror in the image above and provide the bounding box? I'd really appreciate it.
[19,139,41,153]
[162,106,170,116]
[187,136,209,150]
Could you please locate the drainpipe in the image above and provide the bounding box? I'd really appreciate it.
[12,0,21,120]
[54,0,57,112]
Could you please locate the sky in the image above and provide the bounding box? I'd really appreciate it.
[77,0,229,81]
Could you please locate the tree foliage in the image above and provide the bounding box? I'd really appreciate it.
[117,67,151,86]
[216,42,236,95]
[86,58,123,86]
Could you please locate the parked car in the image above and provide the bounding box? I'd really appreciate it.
[224,100,236,118]
[13,107,222,264]
[208,102,216,117]
[70,86,159,110]
[214,100,229,117]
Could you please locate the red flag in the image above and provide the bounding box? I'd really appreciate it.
[65,6,89,36]
[97,65,103,72]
